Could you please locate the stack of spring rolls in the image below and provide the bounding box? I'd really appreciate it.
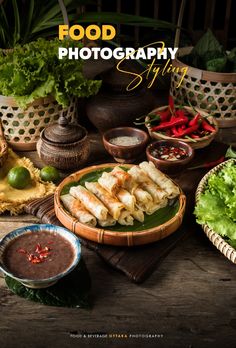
[61,161,180,227]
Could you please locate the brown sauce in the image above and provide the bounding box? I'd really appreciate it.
[3,231,75,280]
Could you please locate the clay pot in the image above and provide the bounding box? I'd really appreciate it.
[86,65,156,132]
[37,115,90,171]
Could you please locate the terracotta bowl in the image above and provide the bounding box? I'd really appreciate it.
[102,127,149,163]
[146,139,194,175]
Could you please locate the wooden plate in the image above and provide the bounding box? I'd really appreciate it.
[54,164,186,246]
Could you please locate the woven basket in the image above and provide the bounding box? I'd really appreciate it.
[195,159,236,264]
[0,95,77,151]
[145,105,218,150]
[0,120,8,167]
[54,163,186,247]
[170,47,236,144]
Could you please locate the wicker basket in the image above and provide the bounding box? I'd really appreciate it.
[54,163,186,247]
[145,105,218,150]
[195,159,236,264]
[0,120,8,167]
[0,95,77,151]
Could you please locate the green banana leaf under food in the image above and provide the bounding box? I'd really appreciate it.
[5,258,91,308]
[61,167,180,232]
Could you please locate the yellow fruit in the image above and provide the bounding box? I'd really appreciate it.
[7,166,31,189]
[40,166,60,183]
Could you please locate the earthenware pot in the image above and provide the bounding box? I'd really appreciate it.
[37,114,90,171]
[86,66,156,132]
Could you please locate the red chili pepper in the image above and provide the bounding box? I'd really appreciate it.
[189,113,201,127]
[175,109,186,119]
[188,156,225,170]
[201,119,215,133]
[190,134,200,139]
[169,95,175,112]
[172,123,200,137]
[151,115,188,132]
[171,127,179,136]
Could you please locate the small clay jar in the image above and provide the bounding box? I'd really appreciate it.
[37,114,90,171]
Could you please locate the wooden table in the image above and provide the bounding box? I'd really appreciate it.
[1,134,236,348]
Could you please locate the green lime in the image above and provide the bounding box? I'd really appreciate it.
[7,166,31,189]
[40,166,60,183]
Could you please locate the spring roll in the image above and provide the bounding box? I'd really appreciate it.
[70,185,108,220]
[128,166,167,203]
[132,208,144,222]
[145,198,168,215]
[116,188,136,212]
[133,187,153,212]
[85,181,124,220]
[118,210,134,226]
[60,194,97,227]
[98,172,120,194]
[139,161,180,198]
[111,167,137,192]
[98,215,116,227]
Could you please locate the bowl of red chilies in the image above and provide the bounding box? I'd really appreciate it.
[141,97,218,149]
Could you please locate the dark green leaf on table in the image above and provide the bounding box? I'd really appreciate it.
[5,258,92,308]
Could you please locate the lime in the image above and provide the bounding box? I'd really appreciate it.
[40,166,60,183]
[7,166,31,189]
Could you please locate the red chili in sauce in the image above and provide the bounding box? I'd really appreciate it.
[151,146,187,161]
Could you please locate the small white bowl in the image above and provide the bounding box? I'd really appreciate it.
[0,224,81,289]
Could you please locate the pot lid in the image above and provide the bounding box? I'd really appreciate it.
[43,113,83,144]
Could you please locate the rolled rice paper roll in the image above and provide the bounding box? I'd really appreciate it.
[85,181,124,220]
[98,172,119,194]
[139,161,180,198]
[133,187,153,212]
[111,167,137,192]
[118,210,134,226]
[116,188,136,212]
[132,208,144,222]
[70,185,108,220]
[98,215,116,227]
[128,166,167,203]
[145,197,168,215]
[60,194,97,227]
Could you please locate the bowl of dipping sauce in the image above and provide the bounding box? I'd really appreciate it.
[0,224,81,289]
[103,127,149,163]
[146,139,194,175]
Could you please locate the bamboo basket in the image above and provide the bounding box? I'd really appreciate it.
[0,95,77,151]
[195,159,236,264]
[54,163,186,247]
[171,0,236,145]
[145,106,218,150]
[0,120,8,167]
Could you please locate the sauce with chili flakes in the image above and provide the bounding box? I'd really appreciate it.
[3,231,75,280]
[151,146,187,161]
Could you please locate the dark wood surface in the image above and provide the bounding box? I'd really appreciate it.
[0,134,236,348]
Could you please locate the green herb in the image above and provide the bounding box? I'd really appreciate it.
[226,146,236,159]
[5,258,92,308]
[181,29,235,73]
[195,161,236,248]
[0,38,101,108]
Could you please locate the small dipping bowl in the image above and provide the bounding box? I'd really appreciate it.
[0,224,81,289]
[146,139,194,175]
[103,127,149,163]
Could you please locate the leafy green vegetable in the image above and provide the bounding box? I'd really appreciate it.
[181,29,235,73]
[195,161,236,247]
[0,38,101,108]
[226,146,236,159]
[5,258,92,308]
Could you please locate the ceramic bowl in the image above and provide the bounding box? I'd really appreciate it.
[146,139,194,175]
[0,224,81,289]
[103,127,149,163]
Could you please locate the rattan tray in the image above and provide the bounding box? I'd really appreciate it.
[54,164,186,247]
[195,159,236,264]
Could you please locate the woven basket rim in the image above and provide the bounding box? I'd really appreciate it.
[54,163,186,246]
[145,105,218,144]
[195,159,236,264]
[0,94,56,107]
[174,46,236,81]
